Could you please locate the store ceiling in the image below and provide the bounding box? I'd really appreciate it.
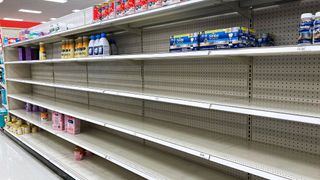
[0,0,103,22]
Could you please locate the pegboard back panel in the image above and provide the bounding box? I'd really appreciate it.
[32,85,55,98]
[112,33,142,54]
[89,93,143,116]
[254,0,320,46]
[252,55,320,116]
[88,61,142,91]
[31,64,53,81]
[252,116,320,156]
[54,62,87,86]
[55,88,88,105]
[144,101,248,138]
[144,58,249,103]
[143,13,247,53]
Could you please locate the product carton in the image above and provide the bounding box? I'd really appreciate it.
[170,32,199,52]
[148,0,162,9]
[52,111,64,131]
[65,115,81,135]
[116,0,126,17]
[135,0,148,13]
[125,0,135,15]
[108,0,116,19]
[162,0,180,6]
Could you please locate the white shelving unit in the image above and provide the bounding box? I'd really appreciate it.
[4,128,145,180]
[6,78,320,125]
[8,110,238,180]
[3,0,320,180]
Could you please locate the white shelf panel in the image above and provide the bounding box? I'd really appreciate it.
[4,0,221,48]
[9,98,320,180]
[5,51,210,64]
[9,110,237,180]
[5,45,320,64]
[7,79,320,125]
[4,128,143,180]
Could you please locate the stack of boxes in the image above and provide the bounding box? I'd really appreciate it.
[170,27,274,52]
[52,112,81,135]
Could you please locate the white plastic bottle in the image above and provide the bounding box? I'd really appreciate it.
[88,35,95,56]
[93,34,101,56]
[99,33,110,56]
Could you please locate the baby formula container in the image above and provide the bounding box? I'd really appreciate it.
[313,12,320,44]
[298,13,313,45]
[88,35,95,56]
[94,34,101,56]
[99,33,110,56]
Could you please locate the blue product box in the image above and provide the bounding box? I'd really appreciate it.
[170,32,199,52]
[199,27,255,50]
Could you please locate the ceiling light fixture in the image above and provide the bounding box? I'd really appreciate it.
[41,21,47,23]
[3,18,23,21]
[50,18,57,21]
[19,9,42,14]
[44,0,67,3]
[0,0,4,3]
[72,9,81,13]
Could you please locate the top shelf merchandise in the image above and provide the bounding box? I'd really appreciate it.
[3,0,320,180]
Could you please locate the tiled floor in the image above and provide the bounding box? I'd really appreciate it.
[0,131,61,180]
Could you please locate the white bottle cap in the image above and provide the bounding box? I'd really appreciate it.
[301,13,313,19]
[315,12,320,18]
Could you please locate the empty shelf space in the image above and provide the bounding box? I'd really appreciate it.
[7,79,320,125]
[9,110,237,180]
[4,128,143,180]
[9,98,320,180]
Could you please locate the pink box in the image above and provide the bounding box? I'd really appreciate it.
[65,115,81,135]
[52,111,64,131]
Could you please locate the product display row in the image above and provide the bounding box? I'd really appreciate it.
[170,27,274,52]
[94,0,181,21]
[25,103,81,135]
[16,0,184,43]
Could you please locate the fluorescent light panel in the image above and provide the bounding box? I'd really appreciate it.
[44,0,67,3]
[3,18,23,21]
[72,9,81,13]
[50,18,57,21]
[19,9,42,14]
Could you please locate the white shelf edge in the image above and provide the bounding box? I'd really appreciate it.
[4,128,83,180]
[5,45,320,65]
[8,96,314,180]
[7,78,320,126]
[4,51,210,64]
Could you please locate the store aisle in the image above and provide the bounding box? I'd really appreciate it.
[0,132,61,180]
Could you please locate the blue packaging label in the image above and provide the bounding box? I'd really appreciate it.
[98,46,103,55]
[88,47,94,56]
[170,33,199,52]
[94,46,99,55]
[300,20,314,31]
